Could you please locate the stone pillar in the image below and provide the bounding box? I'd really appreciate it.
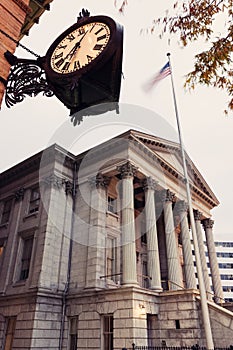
[143,177,162,291]
[161,189,182,290]
[118,161,138,286]
[177,201,196,289]
[85,173,110,289]
[203,219,224,303]
[194,210,212,300]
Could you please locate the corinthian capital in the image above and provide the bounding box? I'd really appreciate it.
[160,189,176,203]
[143,176,158,191]
[202,218,214,230]
[193,209,202,221]
[117,161,138,179]
[176,200,188,213]
[90,173,110,189]
[14,187,25,201]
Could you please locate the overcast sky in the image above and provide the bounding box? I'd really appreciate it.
[1,0,233,240]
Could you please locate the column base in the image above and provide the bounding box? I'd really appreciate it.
[150,286,163,292]
[122,281,139,287]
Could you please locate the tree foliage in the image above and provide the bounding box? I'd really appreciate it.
[117,0,233,114]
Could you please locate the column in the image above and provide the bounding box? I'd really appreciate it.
[194,210,212,300]
[161,189,183,290]
[177,201,196,289]
[143,177,162,291]
[203,219,224,303]
[85,173,110,289]
[118,161,138,286]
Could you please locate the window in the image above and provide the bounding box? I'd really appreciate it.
[0,240,6,269]
[106,237,116,281]
[19,236,34,281]
[1,199,12,224]
[147,314,158,347]
[175,320,181,329]
[107,196,117,214]
[69,317,77,350]
[102,315,113,350]
[3,317,16,350]
[28,187,40,214]
[142,261,149,288]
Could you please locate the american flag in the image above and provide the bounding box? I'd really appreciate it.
[143,61,171,92]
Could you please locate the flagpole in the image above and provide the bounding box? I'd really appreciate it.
[167,53,214,350]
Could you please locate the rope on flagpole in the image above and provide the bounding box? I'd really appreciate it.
[167,52,214,350]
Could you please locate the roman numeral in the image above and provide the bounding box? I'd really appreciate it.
[57,44,67,50]
[78,27,85,36]
[93,44,103,51]
[97,34,107,42]
[62,61,70,71]
[95,27,104,36]
[54,52,63,59]
[67,33,75,41]
[87,55,93,63]
[74,60,81,70]
[55,58,64,68]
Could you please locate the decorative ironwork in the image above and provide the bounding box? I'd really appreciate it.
[5,60,53,108]
[77,8,90,21]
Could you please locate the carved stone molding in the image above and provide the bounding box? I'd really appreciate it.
[64,180,74,196]
[117,161,138,179]
[160,189,176,203]
[193,209,202,221]
[14,187,25,201]
[42,174,64,189]
[143,176,158,192]
[90,173,110,189]
[202,218,214,230]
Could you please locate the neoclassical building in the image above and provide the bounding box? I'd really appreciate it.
[0,129,232,350]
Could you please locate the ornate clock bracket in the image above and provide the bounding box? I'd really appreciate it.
[3,51,54,108]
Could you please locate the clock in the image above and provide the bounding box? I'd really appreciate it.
[50,22,111,74]
[40,13,123,121]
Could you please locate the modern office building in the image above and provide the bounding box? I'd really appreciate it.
[0,130,232,349]
[210,241,233,303]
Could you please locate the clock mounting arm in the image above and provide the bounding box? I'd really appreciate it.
[3,50,54,108]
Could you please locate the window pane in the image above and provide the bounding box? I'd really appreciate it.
[29,188,40,214]
[1,199,12,224]
[19,236,33,281]
[103,315,113,350]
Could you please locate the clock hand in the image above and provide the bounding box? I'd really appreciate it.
[75,24,95,46]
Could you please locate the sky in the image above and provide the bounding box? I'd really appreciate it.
[1,0,233,240]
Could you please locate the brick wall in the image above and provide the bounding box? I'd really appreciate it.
[0,0,30,107]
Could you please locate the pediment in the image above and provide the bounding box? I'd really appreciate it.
[124,129,219,207]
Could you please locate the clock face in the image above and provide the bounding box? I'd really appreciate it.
[50,22,111,74]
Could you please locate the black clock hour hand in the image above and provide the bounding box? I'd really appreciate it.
[64,42,80,60]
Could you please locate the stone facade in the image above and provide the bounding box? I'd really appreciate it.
[0,130,232,349]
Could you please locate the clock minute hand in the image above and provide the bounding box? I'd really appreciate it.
[76,24,95,47]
